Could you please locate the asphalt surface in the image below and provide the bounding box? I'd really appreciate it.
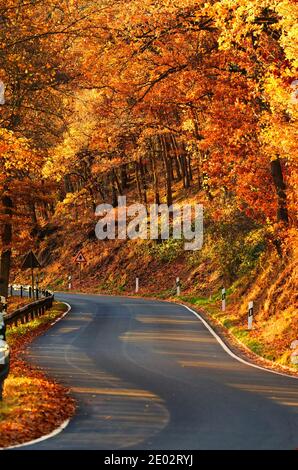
[23,293,298,450]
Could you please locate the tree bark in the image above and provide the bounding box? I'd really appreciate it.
[0,192,13,298]
[170,135,182,181]
[160,135,173,207]
[113,169,122,196]
[150,142,160,205]
[139,159,148,205]
[270,158,289,224]
[135,162,143,203]
[120,164,128,191]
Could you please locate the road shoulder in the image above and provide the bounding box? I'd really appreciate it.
[0,302,75,449]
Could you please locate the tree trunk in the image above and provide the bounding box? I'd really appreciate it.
[29,201,38,227]
[180,152,190,189]
[270,158,289,223]
[188,155,193,182]
[139,159,148,205]
[135,162,143,203]
[160,135,173,207]
[150,142,160,205]
[197,150,202,191]
[64,175,74,193]
[120,164,128,191]
[170,135,182,181]
[0,193,13,298]
[113,169,122,196]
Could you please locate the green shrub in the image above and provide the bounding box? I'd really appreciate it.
[148,238,184,263]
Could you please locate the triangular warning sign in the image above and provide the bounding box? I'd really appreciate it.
[75,251,86,263]
[21,250,42,270]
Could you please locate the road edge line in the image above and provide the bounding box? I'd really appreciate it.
[0,301,73,450]
[182,304,298,380]
[0,419,70,450]
[57,292,298,379]
[51,301,72,326]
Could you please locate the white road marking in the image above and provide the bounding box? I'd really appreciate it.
[182,304,298,380]
[0,302,73,450]
[51,302,72,325]
[0,419,70,450]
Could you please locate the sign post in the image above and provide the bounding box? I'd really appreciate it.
[74,251,87,286]
[21,251,41,300]
[222,288,226,312]
[135,277,139,294]
[248,301,254,330]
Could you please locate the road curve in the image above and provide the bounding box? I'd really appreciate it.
[23,293,298,450]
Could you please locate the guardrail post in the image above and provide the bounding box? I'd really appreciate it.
[3,292,54,330]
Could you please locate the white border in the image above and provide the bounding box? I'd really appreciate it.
[182,304,298,380]
[0,419,70,450]
[0,302,72,450]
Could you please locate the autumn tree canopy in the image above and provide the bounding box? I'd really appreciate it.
[0,0,297,295]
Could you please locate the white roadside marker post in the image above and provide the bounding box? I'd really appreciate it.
[248,301,254,330]
[68,275,72,291]
[135,277,139,294]
[222,288,226,312]
[176,278,181,297]
[290,340,298,365]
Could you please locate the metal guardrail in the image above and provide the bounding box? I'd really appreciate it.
[0,286,54,399]
[3,286,54,327]
[4,292,54,327]
[8,284,50,300]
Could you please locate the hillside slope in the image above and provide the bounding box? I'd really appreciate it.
[14,180,298,371]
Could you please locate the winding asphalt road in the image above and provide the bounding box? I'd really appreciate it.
[23,293,298,450]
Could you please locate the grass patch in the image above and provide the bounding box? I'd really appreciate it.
[6,302,67,347]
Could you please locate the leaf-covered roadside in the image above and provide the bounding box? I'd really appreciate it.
[0,303,76,448]
[7,295,34,314]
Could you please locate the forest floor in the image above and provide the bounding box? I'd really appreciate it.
[0,302,75,448]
